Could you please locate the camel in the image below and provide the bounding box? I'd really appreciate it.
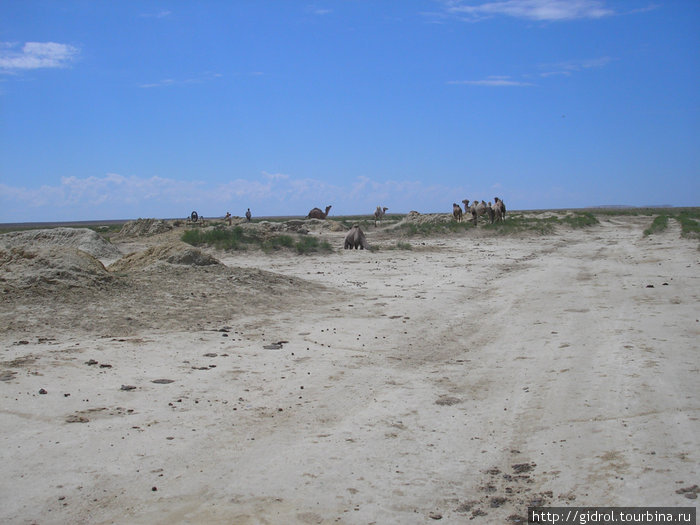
[463,199,491,225]
[494,197,506,219]
[374,206,388,227]
[225,212,232,226]
[245,208,251,222]
[307,205,332,219]
[452,203,463,222]
[344,224,369,250]
[493,197,505,222]
[486,201,495,223]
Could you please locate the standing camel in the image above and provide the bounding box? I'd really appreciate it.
[493,197,505,222]
[245,208,252,222]
[374,206,388,227]
[463,199,490,225]
[494,197,506,219]
[307,205,332,219]
[452,203,463,222]
[344,224,370,250]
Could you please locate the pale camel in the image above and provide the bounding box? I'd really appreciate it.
[374,206,388,227]
[493,197,505,222]
[308,206,332,219]
[494,197,506,219]
[452,203,463,222]
[463,199,491,225]
[344,224,370,250]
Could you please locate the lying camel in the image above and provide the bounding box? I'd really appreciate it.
[308,205,332,219]
[452,203,463,222]
[374,206,388,227]
[344,224,370,250]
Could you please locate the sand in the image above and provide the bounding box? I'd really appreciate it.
[0,213,698,524]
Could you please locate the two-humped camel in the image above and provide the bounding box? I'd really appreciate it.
[462,199,494,225]
[493,197,506,222]
[452,203,463,222]
[307,206,332,219]
[344,224,370,250]
[374,206,388,227]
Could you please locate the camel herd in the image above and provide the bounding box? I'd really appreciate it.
[306,200,506,226]
[453,197,506,225]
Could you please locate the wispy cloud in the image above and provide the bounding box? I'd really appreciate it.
[0,42,79,72]
[439,0,614,22]
[448,75,534,86]
[538,56,613,77]
[306,5,333,16]
[139,72,223,88]
[139,10,172,19]
[0,172,489,221]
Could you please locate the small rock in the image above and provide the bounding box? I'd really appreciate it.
[151,379,174,384]
[85,359,98,366]
[120,385,137,391]
[429,512,442,520]
[39,388,48,395]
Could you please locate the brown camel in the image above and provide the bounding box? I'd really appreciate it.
[307,205,332,219]
[452,203,463,222]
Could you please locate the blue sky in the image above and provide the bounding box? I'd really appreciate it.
[1,1,698,222]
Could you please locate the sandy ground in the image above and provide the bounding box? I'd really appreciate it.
[1,214,698,524]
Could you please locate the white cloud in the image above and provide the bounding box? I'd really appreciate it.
[139,72,223,88]
[0,172,488,221]
[0,42,79,71]
[539,56,613,77]
[139,10,172,18]
[442,0,614,22]
[448,76,534,86]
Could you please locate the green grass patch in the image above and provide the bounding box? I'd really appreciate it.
[676,210,700,239]
[262,234,295,252]
[181,226,250,250]
[561,212,599,228]
[643,215,669,236]
[294,236,333,254]
[397,220,474,236]
[182,226,333,254]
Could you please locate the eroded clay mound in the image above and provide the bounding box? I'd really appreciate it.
[118,218,173,237]
[0,227,121,260]
[0,246,112,294]
[109,243,221,272]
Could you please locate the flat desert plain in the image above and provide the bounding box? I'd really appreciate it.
[1,211,698,524]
